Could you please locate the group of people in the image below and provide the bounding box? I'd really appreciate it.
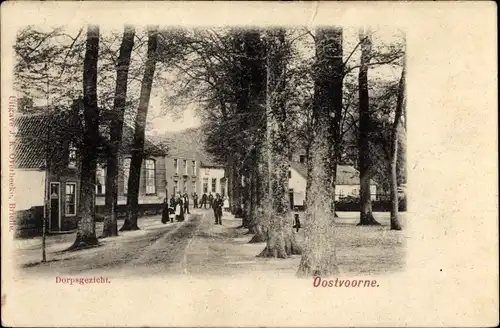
[161,191,230,225]
[191,192,229,210]
[162,193,190,224]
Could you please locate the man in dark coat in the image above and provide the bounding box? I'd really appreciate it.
[169,195,176,209]
[208,193,214,208]
[201,193,208,209]
[213,193,224,225]
[162,198,170,224]
[192,192,198,208]
[183,192,190,214]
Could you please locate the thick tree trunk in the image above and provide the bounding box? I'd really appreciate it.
[248,151,268,243]
[390,64,406,231]
[259,29,300,258]
[121,26,158,231]
[298,28,343,276]
[69,25,100,250]
[357,29,379,226]
[244,149,258,232]
[101,25,135,238]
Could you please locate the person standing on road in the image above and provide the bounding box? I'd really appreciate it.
[183,192,190,214]
[213,193,224,225]
[201,193,208,209]
[169,195,176,209]
[192,192,198,208]
[175,194,183,222]
[208,192,214,208]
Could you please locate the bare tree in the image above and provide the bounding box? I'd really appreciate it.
[258,29,300,258]
[357,29,380,226]
[101,26,136,237]
[390,60,406,231]
[297,28,343,276]
[120,26,159,231]
[68,25,100,249]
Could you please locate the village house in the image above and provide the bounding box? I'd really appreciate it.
[288,161,377,209]
[160,127,227,199]
[198,162,227,197]
[164,150,227,198]
[13,111,167,237]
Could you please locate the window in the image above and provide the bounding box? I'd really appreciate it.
[65,183,77,216]
[96,165,106,195]
[211,178,216,193]
[183,180,187,193]
[299,155,306,163]
[183,159,187,174]
[68,142,77,168]
[123,158,131,194]
[191,181,196,193]
[174,158,178,174]
[203,178,208,193]
[288,170,292,178]
[192,160,196,175]
[145,159,156,194]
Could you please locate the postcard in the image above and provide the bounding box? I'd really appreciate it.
[1,1,497,327]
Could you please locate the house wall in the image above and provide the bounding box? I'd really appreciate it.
[96,156,166,206]
[48,167,80,231]
[164,156,200,197]
[288,167,377,207]
[14,169,45,211]
[14,169,46,237]
[289,167,306,207]
[199,167,226,196]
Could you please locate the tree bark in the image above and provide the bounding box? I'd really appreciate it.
[120,26,158,231]
[248,148,268,243]
[357,29,380,226]
[68,25,100,250]
[390,63,406,231]
[258,29,300,258]
[297,28,343,276]
[101,25,135,238]
[242,171,252,228]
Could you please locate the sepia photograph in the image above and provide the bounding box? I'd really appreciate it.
[11,24,407,278]
[1,2,497,327]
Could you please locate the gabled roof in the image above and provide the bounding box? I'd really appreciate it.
[14,113,48,169]
[290,162,377,185]
[14,112,166,169]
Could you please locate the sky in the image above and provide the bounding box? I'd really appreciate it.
[147,97,200,135]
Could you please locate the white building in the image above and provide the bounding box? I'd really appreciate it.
[289,162,377,208]
[198,163,227,197]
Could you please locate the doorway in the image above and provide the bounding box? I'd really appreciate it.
[49,182,61,232]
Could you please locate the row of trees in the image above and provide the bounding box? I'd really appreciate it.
[15,25,176,249]
[69,25,162,248]
[162,27,406,274]
[15,25,406,274]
